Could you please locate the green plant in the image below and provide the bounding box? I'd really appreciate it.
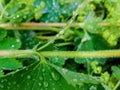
[0,0,120,90]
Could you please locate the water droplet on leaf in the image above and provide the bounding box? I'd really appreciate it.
[53,88,56,90]
[43,82,48,87]
[51,71,60,81]
[38,83,42,86]
[27,75,31,79]
[1,80,4,83]
[62,68,68,74]
[42,69,45,72]
[39,77,43,81]
[11,45,15,48]
[72,78,77,82]
[0,85,4,88]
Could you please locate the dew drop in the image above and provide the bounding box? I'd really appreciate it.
[16,15,20,18]
[72,79,77,82]
[1,80,4,83]
[51,71,60,81]
[25,68,28,71]
[17,84,20,87]
[89,86,97,90]
[53,88,56,90]
[39,77,43,81]
[13,16,16,19]
[38,83,42,86]
[62,68,68,74]
[11,45,15,48]
[45,88,48,90]
[16,39,20,42]
[43,82,48,87]
[23,15,27,19]
[27,75,31,79]
[42,69,45,72]
[13,24,17,27]
[0,85,4,88]
[7,86,10,89]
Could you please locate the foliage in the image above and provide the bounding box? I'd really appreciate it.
[0,0,120,90]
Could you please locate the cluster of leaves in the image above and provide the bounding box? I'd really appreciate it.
[0,0,120,90]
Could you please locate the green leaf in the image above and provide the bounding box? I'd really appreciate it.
[21,31,39,49]
[0,58,22,70]
[49,57,66,66]
[5,0,19,14]
[75,34,109,64]
[112,66,120,80]
[1,0,35,24]
[0,28,7,39]
[0,59,101,90]
[61,1,81,17]
[51,63,100,86]
[34,0,61,22]
[84,11,103,33]
[0,60,75,90]
[0,38,21,50]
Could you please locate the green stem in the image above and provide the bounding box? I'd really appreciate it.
[0,50,120,59]
[39,50,120,58]
[55,42,73,47]
[113,80,120,90]
[0,23,61,32]
[0,50,35,58]
[0,22,117,30]
[37,0,90,51]
[0,23,84,30]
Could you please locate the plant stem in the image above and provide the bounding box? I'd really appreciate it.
[35,36,54,40]
[0,23,61,31]
[0,50,120,58]
[0,50,35,58]
[55,42,73,47]
[0,22,117,30]
[40,50,120,58]
[113,80,120,90]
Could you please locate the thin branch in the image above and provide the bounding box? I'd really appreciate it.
[0,22,114,30]
[0,22,84,30]
[0,22,120,30]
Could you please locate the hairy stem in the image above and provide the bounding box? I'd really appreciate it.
[40,50,120,58]
[0,50,120,58]
[1,22,119,30]
[0,50,35,58]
